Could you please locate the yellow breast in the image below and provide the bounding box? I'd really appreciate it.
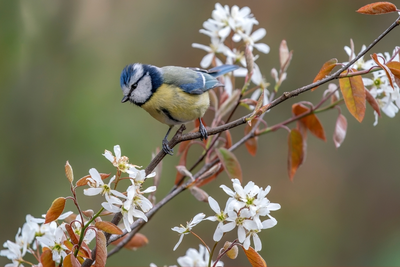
[141,84,210,126]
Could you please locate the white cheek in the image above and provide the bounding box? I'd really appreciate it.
[131,74,152,104]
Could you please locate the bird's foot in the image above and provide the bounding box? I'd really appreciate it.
[199,121,208,141]
[162,138,174,155]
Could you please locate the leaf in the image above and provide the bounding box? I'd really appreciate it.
[76,173,111,187]
[242,245,267,267]
[365,88,381,117]
[339,73,366,122]
[196,163,223,187]
[333,114,348,148]
[189,186,209,202]
[64,240,92,259]
[65,161,74,183]
[288,129,304,181]
[225,130,233,149]
[174,141,193,186]
[216,89,241,119]
[371,53,395,89]
[40,249,55,267]
[312,58,338,91]
[95,221,123,235]
[244,120,259,156]
[63,254,80,267]
[45,197,66,224]
[386,61,400,80]
[292,104,326,141]
[65,224,80,245]
[111,233,149,250]
[357,2,397,15]
[94,231,107,267]
[216,148,242,182]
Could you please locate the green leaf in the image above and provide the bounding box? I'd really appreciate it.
[216,148,242,182]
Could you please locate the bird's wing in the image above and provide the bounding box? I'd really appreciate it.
[162,66,223,95]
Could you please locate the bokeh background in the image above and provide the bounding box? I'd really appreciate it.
[1,0,400,266]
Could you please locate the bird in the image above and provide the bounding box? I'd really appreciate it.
[119,63,239,155]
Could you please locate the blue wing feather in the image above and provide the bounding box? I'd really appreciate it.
[161,65,238,95]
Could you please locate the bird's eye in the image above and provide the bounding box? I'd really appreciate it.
[131,83,138,90]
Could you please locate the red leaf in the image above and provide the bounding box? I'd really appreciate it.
[292,104,326,141]
[76,173,111,187]
[365,88,381,117]
[41,249,55,267]
[357,2,397,14]
[196,164,224,187]
[174,141,193,186]
[244,120,258,156]
[111,233,149,250]
[333,114,348,148]
[225,130,233,149]
[95,221,123,235]
[339,73,366,122]
[65,224,79,245]
[94,231,107,267]
[371,53,395,89]
[386,61,400,80]
[45,197,66,224]
[242,245,267,267]
[288,129,304,181]
[216,148,242,182]
[312,58,338,91]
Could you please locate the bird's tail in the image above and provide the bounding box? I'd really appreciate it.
[208,64,240,77]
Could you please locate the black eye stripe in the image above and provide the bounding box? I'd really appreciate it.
[127,72,147,97]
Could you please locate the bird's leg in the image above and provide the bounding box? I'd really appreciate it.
[198,118,208,141]
[162,126,174,155]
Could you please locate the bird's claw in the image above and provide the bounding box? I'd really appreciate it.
[199,122,208,141]
[162,139,174,155]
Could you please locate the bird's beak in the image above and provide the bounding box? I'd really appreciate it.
[121,95,129,103]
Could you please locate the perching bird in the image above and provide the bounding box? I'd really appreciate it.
[120,63,239,155]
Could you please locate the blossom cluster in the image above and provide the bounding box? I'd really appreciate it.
[85,145,156,233]
[0,145,156,266]
[172,179,280,253]
[192,3,272,103]
[340,44,400,125]
[0,212,90,266]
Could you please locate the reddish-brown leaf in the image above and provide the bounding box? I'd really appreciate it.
[339,73,366,122]
[288,129,304,181]
[63,254,80,267]
[216,148,242,182]
[45,197,66,224]
[372,53,395,89]
[242,245,267,267]
[292,104,326,141]
[196,164,224,187]
[225,130,233,149]
[76,173,111,187]
[94,231,107,267]
[312,58,338,91]
[244,120,259,156]
[111,233,149,250]
[177,140,191,155]
[95,221,123,235]
[40,249,55,267]
[65,224,79,245]
[357,2,397,14]
[333,114,348,148]
[216,89,241,119]
[365,88,381,117]
[386,61,400,80]
[174,141,193,186]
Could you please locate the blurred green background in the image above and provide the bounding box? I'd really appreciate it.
[1,0,400,266]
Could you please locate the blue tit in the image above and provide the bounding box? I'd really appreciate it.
[119,63,239,155]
